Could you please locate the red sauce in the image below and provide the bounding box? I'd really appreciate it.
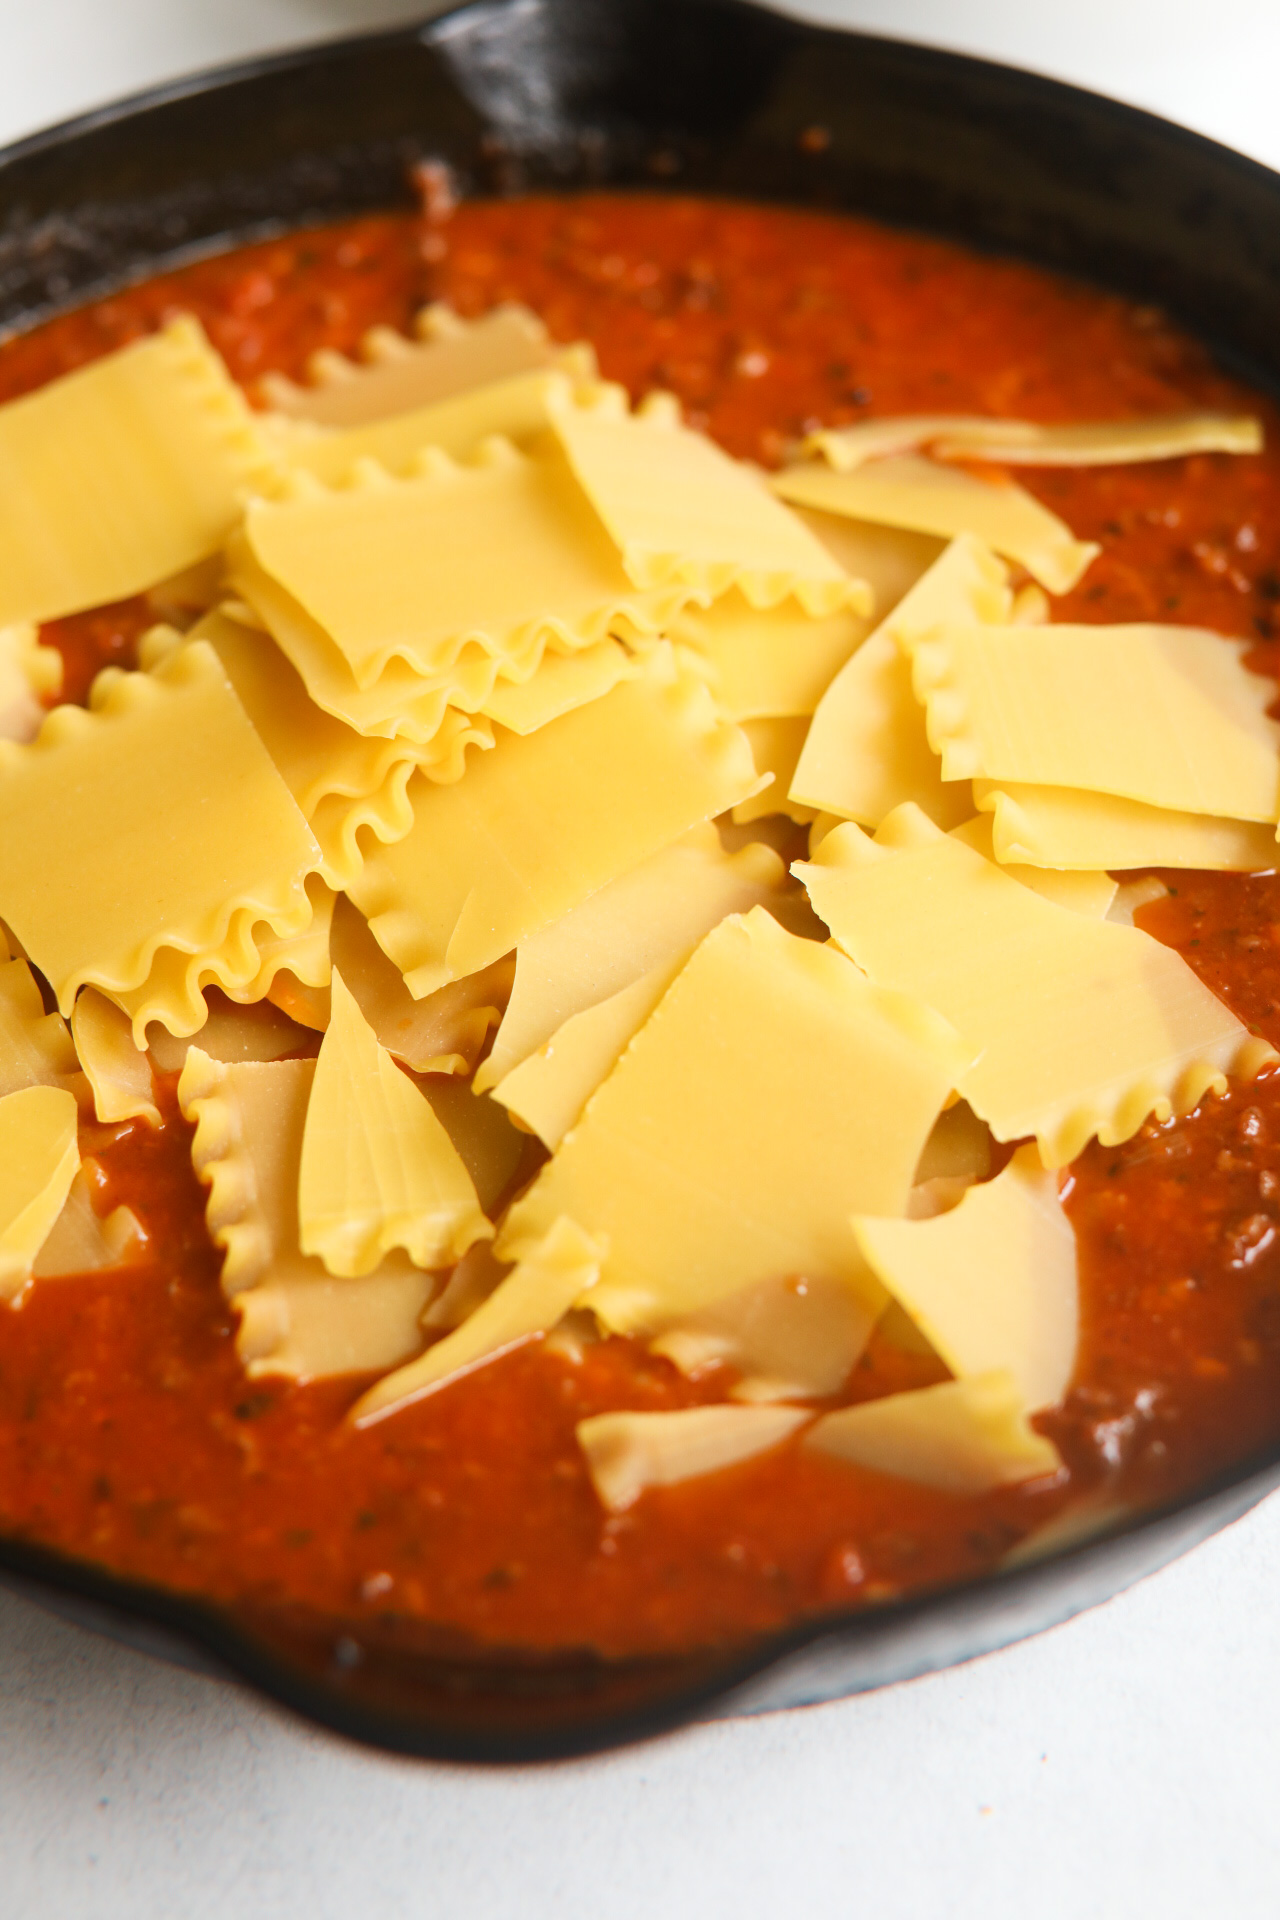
[3,194,1280,1663]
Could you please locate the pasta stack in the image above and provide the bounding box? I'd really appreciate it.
[0,302,1270,1512]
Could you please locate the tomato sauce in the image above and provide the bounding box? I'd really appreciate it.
[3,194,1280,1664]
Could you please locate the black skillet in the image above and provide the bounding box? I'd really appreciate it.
[2,0,1280,1762]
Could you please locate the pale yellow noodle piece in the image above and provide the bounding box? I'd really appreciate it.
[283,368,602,484]
[492,959,683,1148]
[144,992,318,1076]
[805,1371,1061,1493]
[33,1170,147,1279]
[329,894,512,1076]
[112,883,334,1047]
[577,1405,811,1512]
[348,647,762,996]
[949,815,1118,917]
[352,1215,603,1423]
[974,779,1280,872]
[232,877,336,1003]
[550,388,860,613]
[853,1145,1078,1412]
[732,717,814,825]
[0,642,321,1036]
[241,438,700,693]
[773,452,1098,594]
[667,592,873,720]
[651,1272,877,1405]
[790,533,1011,829]
[227,538,493,745]
[806,410,1262,470]
[71,989,160,1126]
[796,806,1273,1167]
[260,304,586,426]
[499,907,970,1335]
[910,622,1280,820]
[419,1076,526,1217]
[477,822,783,1093]
[0,957,79,1099]
[298,971,490,1278]
[177,1047,432,1380]
[0,1085,80,1301]
[184,607,448,887]
[479,636,636,734]
[0,623,61,742]
[795,508,944,614]
[0,317,279,625]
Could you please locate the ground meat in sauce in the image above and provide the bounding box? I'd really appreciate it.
[2,194,1280,1662]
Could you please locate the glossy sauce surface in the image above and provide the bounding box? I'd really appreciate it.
[3,195,1280,1661]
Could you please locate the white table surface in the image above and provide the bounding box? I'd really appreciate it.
[4,4,1280,1915]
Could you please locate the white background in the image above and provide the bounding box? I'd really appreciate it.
[4,4,1280,1916]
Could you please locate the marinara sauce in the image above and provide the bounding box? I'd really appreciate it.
[3,194,1280,1663]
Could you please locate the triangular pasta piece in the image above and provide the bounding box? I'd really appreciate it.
[668,592,873,720]
[177,1046,433,1379]
[259,303,586,426]
[790,534,1011,829]
[418,1075,527,1216]
[806,410,1262,470]
[71,989,160,1125]
[476,821,784,1092]
[0,623,61,741]
[796,807,1273,1166]
[0,317,279,625]
[949,815,1118,917]
[651,1272,877,1404]
[347,647,762,996]
[499,907,970,1334]
[298,971,491,1278]
[773,453,1098,593]
[0,1084,80,1300]
[732,717,814,825]
[577,1405,811,1512]
[852,1145,1078,1412]
[0,957,79,1099]
[0,641,321,1034]
[237,438,698,695]
[32,1168,147,1278]
[329,894,512,1075]
[492,959,682,1148]
[910,622,1280,820]
[974,779,1280,872]
[805,1371,1061,1492]
[352,1215,603,1422]
[549,389,859,612]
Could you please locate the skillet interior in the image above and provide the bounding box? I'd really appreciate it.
[3,0,1280,1760]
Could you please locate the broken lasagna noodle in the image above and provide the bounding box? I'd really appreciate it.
[1,194,1280,1662]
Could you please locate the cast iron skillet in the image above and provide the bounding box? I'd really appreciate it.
[3,0,1280,1762]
